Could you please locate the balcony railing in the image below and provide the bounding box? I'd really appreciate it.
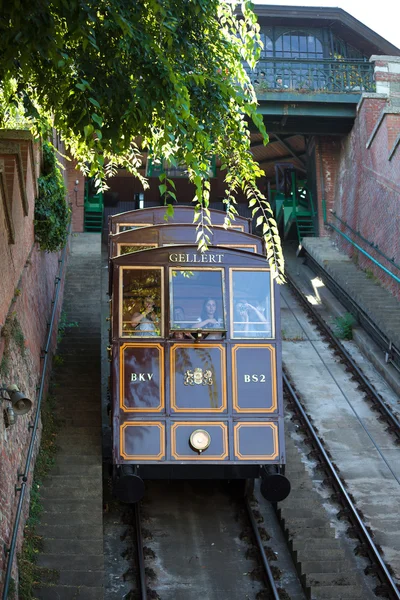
[248,58,375,94]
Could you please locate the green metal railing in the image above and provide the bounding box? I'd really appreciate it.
[250,58,375,94]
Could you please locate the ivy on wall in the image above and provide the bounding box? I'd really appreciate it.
[34,142,70,252]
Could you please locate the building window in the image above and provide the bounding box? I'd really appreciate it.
[275,31,323,59]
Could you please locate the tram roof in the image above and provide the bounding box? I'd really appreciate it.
[108,206,252,233]
[109,223,263,258]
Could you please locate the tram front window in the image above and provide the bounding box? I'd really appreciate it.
[121,268,162,337]
[231,269,273,338]
[170,269,225,335]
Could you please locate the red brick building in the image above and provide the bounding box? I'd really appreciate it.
[0,131,79,592]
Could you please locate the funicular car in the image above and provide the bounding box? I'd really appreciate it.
[107,209,289,503]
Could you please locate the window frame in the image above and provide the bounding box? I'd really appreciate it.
[120,266,164,338]
[169,266,227,334]
[229,267,275,340]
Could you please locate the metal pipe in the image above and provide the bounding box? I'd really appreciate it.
[2,217,71,600]
[330,212,400,273]
[329,222,400,285]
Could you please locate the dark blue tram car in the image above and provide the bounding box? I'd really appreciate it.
[108,208,290,502]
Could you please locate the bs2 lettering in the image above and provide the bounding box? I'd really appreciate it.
[131,373,154,382]
[243,374,266,383]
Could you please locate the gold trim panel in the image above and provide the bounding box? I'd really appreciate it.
[231,344,277,413]
[116,223,152,233]
[171,421,228,460]
[234,422,279,460]
[120,421,165,460]
[170,344,227,412]
[219,244,258,253]
[117,242,158,257]
[119,343,165,412]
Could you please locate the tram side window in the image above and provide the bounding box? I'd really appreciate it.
[170,269,225,336]
[231,270,273,338]
[121,268,162,337]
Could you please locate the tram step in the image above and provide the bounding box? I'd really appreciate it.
[288,526,336,540]
[55,454,102,466]
[47,463,102,476]
[294,549,344,562]
[282,517,333,530]
[41,472,101,485]
[57,415,102,427]
[42,538,103,556]
[41,499,102,513]
[306,585,365,599]
[37,552,103,571]
[300,560,354,574]
[39,510,101,526]
[293,539,345,551]
[40,485,101,501]
[33,585,103,600]
[36,523,103,540]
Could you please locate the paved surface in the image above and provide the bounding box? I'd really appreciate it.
[35,234,104,599]
[280,248,400,585]
[279,414,376,600]
[302,237,400,351]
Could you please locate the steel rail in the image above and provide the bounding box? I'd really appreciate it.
[245,498,281,600]
[283,371,400,599]
[286,272,400,439]
[134,502,147,600]
[304,249,400,373]
[2,221,71,600]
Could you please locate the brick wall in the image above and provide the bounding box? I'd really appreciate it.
[0,131,68,594]
[330,57,400,299]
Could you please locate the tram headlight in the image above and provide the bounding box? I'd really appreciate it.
[189,429,211,453]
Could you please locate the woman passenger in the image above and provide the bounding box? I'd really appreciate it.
[197,297,223,339]
[131,296,160,336]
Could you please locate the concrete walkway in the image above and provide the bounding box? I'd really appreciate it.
[302,237,400,351]
[35,234,104,599]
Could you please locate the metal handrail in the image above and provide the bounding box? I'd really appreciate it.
[328,222,400,285]
[2,220,71,600]
[330,212,400,274]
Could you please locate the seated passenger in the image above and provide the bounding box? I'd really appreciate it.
[131,296,160,336]
[234,299,270,337]
[196,297,223,339]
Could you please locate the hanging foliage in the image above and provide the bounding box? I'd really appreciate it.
[34,141,70,252]
[0,0,284,280]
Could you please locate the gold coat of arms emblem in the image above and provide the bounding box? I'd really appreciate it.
[184,368,213,386]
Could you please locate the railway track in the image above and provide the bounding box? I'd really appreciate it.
[285,272,400,444]
[124,480,296,600]
[277,267,400,597]
[283,371,400,599]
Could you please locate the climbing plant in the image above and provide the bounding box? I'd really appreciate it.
[0,0,284,281]
[34,141,70,252]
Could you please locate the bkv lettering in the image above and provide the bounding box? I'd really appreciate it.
[131,373,154,382]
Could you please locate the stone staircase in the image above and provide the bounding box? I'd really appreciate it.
[34,233,104,599]
[277,415,375,600]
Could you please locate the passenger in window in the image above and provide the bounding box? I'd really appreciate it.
[196,298,223,339]
[173,306,187,328]
[234,299,269,337]
[131,296,160,336]
[197,298,222,329]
